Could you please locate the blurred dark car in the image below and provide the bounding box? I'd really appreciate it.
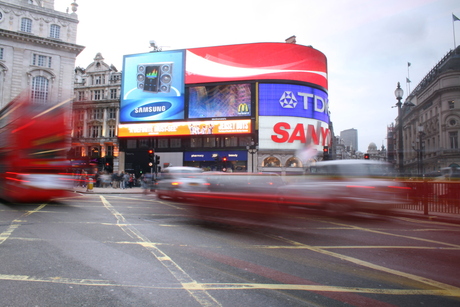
[277,160,411,214]
[185,172,286,216]
[155,167,208,200]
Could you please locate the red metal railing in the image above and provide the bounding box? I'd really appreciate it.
[395,180,460,215]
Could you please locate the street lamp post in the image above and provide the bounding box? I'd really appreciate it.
[246,140,258,173]
[412,126,425,177]
[395,82,405,175]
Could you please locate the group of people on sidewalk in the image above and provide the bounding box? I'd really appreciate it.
[99,171,136,189]
[75,171,137,189]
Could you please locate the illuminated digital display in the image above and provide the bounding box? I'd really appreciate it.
[259,83,329,123]
[120,50,185,123]
[118,119,252,137]
[188,83,251,118]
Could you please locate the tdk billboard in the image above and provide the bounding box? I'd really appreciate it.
[258,83,329,124]
[120,50,185,123]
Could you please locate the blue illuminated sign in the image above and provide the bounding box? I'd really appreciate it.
[258,83,329,123]
[184,151,247,161]
[120,50,185,123]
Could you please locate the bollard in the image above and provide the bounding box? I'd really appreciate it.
[86,177,94,192]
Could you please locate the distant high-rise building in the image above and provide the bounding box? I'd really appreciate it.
[340,128,358,152]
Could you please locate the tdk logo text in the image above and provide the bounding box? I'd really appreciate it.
[279,91,328,114]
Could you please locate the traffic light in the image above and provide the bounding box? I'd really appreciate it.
[148,149,154,160]
[148,149,154,167]
[155,155,160,165]
[364,153,370,160]
[323,146,330,160]
[222,157,227,162]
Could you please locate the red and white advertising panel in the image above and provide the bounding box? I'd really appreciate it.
[185,43,328,89]
[259,116,331,151]
[119,119,251,137]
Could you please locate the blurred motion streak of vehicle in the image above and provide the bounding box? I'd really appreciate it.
[155,167,208,200]
[175,172,287,219]
[277,160,412,215]
[0,95,74,203]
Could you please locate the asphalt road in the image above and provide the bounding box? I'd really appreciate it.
[1,192,460,307]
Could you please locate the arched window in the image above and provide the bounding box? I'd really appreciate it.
[21,18,32,33]
[286,157,302,168]
[31,76,49,104]
[263,156,281,167]
[50,24,60,39]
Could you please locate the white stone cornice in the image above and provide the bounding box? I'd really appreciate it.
[0,28,84,55]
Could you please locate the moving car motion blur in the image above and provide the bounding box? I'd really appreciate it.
[181,172,286,218]
[155,166,207,200]
[0,96,74,202]
[277,160,411,214]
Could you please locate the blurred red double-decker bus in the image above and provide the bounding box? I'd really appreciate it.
[0,96,74,203]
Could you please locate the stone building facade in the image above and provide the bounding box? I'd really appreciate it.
[393,46,460,175]
[71,53,121,172]
[0,0,84,108]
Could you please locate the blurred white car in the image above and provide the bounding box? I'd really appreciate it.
[155,167,208,200]
[277,160,411,214]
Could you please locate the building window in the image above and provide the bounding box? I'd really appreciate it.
[190,138,203,148]
[224,136,238,147]
[108,124,116,138]
[94,75,105,85]
[32,54,52,68]
[239,136,252,147]
[170,138,181,148]
[93,90,101,100]
[448,100,455,110]
[108,108,116,119]
[203,137,217,148]
[78,91,85,101]
[89,146,100,158]
[50,24,60,39]
[263,157,281,167]
[0,48,3,60]
[110,89,117,99]
[31,76,49,104]
[75,126,83,138]
[21,18,32,33]
[286,157,302,167]
[88,125,102,138]
[157,138,168,148]
[89,109,103,120]
[138,139,149,148]
[449,131,458,149]
[106,145,114,157]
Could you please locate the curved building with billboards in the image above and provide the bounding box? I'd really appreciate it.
[118,42,329,175]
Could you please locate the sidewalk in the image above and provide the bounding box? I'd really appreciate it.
[72,186,146,194]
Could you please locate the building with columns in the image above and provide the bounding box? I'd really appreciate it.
[392,46,460,175]
[0,0,84,108]
[70,53,121,172]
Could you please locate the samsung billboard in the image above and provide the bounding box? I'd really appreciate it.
[120,50,185,123]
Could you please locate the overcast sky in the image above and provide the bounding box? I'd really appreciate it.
[56,0,460,152]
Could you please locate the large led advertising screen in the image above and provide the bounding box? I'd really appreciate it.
[118,119,251,137]
[188,83,251,119]
[120,50,185,123]
[185,43,328,89]
[258,83,329,123]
